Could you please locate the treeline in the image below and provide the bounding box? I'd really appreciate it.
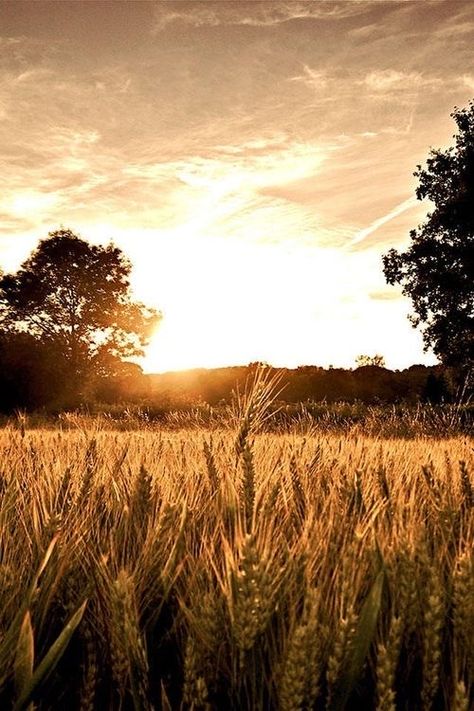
[0,230,466,414]
[0,339,458,414]
[148,363,459,408]
[0,331,147,413]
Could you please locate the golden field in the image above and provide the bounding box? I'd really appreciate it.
[0,382,472,710]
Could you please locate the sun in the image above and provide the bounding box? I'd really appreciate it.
[136,232,349,373]
[139,236,268,373]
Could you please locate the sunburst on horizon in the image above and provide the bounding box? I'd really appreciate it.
[1,1,473,372]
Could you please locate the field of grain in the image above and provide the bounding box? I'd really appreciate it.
[0,382,473,710]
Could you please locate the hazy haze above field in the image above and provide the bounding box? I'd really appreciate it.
[1,0,473,371]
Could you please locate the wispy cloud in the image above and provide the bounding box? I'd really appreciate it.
[1,0,472,369]
[121,135,335,248]
[289,65,329,91]
[363,69,440,92]
[369,290,402,301]
[433,19,474,39]
[153,0,372,32]
[348,196,419,248]
[459,74,474,91]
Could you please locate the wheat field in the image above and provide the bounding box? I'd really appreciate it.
[0,379,473,710]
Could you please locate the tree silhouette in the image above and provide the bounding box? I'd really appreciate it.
[0,228,159,403]
[383,101,474,375]
[355,354,386,368]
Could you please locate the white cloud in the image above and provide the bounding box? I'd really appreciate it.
[363,70,438,92]
[1,190,60,221]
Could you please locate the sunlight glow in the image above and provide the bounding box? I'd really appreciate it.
[131,230,428,373]
[8,192,59,217]
[139,233,344,372]
[1,0,470,374]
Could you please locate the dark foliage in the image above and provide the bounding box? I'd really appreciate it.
[148,363,457,407]
[0,228,159,408]
[383,101,474,374]
[0,332,72,410]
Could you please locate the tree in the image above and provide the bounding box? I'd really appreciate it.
[422,370,452,405]
[383,101,474,375]
[355,354,386,368]
[0,228,159,404]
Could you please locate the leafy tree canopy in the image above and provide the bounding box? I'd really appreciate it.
[0,228,160,400]
[383,101,474,374]
[355,354,386,368]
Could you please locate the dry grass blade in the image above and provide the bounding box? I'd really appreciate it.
[34,533,60,587]
[13,600,87,711]
[459,460,473,509]
[14,612,34,710]
[161,681,172,711]
[203,439,219,491]
[0,534,60,688]
[161,502,187,598]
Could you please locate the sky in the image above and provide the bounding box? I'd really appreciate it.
[1,0,473,372]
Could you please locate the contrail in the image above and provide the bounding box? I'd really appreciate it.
[348,195,418,247]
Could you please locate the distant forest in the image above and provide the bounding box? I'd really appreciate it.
[0,345,458,414]
[0,232,455,414]
[145,363,455,409]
